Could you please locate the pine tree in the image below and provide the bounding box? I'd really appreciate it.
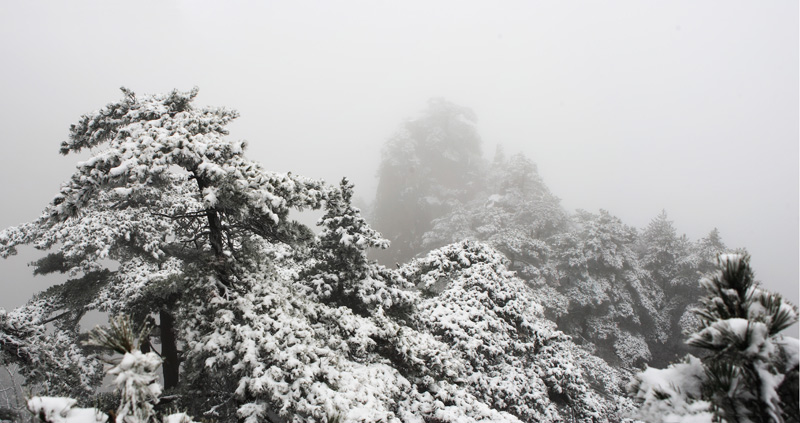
[689,253,798,423]
[298,178,410,317]
[423,152,567,282]
[637,211,703,366]
[639,211,687,289]
[692,228,729,276]
[0,87,323,398]
[629,254,799,423]
[372,98,485,264]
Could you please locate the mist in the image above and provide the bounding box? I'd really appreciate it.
[0,0,796,336]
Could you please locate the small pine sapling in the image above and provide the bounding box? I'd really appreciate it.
[87,316,162,423]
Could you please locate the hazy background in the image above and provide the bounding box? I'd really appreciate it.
[0,1,797,334]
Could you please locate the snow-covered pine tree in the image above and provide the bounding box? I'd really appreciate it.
[691,228,729,278]
[0,87,323,398]
[637,211,699,367]
[372,98,485,265]
[638,211,688,289]
[298,178,413,317]
[181,216,517,422]
[423,152,567,282]
[629,253,799,423]
[690,253,798,422]
[547,209,665,368]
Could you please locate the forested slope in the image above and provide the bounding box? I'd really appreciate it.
[0,89,631,423]
[0,91,795,423]
[372,100,733,369]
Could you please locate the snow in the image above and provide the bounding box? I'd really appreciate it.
[113,187,133,197]
[108,160,131,177]
[717,253,744,265]
[629,356,714,423]
[755,364,785,422]
[162,413,195,423]
[27,397,107,423]
[776,336,799,370]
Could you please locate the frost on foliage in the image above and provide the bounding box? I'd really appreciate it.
[403,240,631,422]
[0,186,182,273]
[423,190,687,368]
[630,254,799,423]
[613,331,652,366]
[90,257,184,316]
[638,211,692,289]
[0,302,101,398]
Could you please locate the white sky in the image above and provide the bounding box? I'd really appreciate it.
[0,1,797,333]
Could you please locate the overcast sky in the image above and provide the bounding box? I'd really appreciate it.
[0,1,797,333]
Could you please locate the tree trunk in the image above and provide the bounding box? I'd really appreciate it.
[160,309,180,389]
[195,176,232,290]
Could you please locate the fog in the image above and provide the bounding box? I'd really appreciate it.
[0,1,797,334]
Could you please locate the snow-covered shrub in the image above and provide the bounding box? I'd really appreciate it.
[0,87,326,404]
[298,178,415,318]
[628,356,714,423]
